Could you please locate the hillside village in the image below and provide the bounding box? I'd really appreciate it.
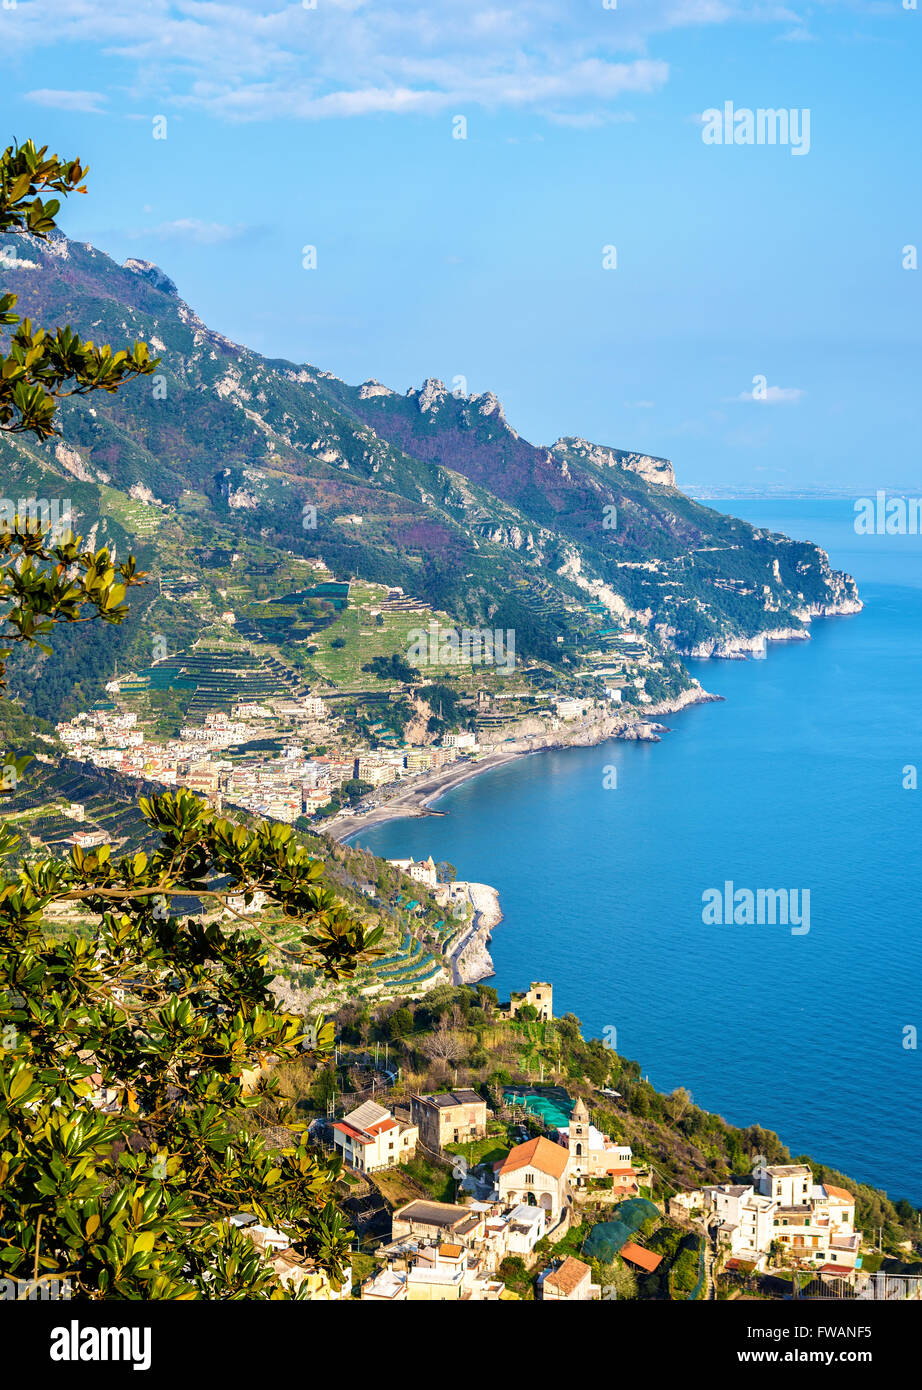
[175,979,911,1304]
[44,564,667,839]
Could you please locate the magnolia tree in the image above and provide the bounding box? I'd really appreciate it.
[0,142,380,1299]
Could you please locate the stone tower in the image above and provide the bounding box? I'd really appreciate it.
[568,1095,590,1180]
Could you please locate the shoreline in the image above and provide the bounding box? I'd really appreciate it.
[322,601,862,995]
[325,682,719,846]
[326,601,863,848]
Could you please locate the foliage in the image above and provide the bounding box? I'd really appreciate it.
[0,149,379,1300]
[0,141,157,438]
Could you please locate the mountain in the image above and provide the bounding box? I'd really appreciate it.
[0,231,860,719]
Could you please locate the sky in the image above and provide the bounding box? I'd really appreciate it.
[1,0,920,492]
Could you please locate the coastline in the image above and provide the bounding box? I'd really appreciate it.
[325,682,721,846]
[322,599,863,999]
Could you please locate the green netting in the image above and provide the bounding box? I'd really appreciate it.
[688,1239,706,1301]
[581,1198,660,1262]
[503,1089,572,1129]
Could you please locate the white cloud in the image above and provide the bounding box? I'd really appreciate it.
[128,219,251,245]
[5,1,810,124]
[0,249,40,270]
[24,89,108,114]
[777,25,817,41]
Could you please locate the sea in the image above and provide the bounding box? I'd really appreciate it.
[351,501,922,1204]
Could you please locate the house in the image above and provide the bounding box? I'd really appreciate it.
[392,1201,485,1249]
[233,1217,351,1300]
[387,855,439,889]
[68,829,111,849]
[361,1268,408,1301]
[753,1165,861,1268]
[302,785,332,814]
[406,1243,466,1301]
[609,1167,640,1195]
[332,1100,418,1173]
[670,1167,863,1272]
[669,1183,777,1268]
[223,890,268,918]
[495,1136,571,1221]
[540,1256,599,1301]
[754,1163,813,1208]
[411,1089,489,1149]
[504,1204,547,1257]
[506,981,554,1021]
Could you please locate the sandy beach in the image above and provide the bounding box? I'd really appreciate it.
[325,749,525,844]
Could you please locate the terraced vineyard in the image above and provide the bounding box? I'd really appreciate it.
[1,763,161,858]
[1,761,453,1004]
[118,646,312,723]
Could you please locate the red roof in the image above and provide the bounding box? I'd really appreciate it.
[496,1136,570,1180]
[818,1264,855,1276]
[367,1119,398,1137]
[333,1121,372,1144]
[823,1185,854,1204]
[620,1242,662,1272]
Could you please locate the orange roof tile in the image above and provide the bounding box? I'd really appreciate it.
[620,1242,662,1272]
[544,1256,591,1295]
[823,1185,854,1204]
[367,1118,398,1136]
[496,1135,569,1180]
[333,1121,372,1144]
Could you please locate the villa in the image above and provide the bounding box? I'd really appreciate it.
[331,1100,418,1173]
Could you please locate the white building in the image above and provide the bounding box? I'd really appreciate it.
[388,855,439,890]
[670,1164,863,1273]
[443,732,478,751]
[332,1100,418,1174]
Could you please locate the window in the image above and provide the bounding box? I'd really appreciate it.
[525,1173,535,1185]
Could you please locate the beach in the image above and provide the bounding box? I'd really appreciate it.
[324,681,719,846]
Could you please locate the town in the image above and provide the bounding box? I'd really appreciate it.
[121,980,882,1305]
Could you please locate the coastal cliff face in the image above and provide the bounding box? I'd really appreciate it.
[474,682,720,759]
[453,884,503,984]
[455,927,495,984]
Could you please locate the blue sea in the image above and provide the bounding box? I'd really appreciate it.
[353,501,922,1204]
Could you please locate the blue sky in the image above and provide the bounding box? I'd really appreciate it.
[1,0,919,491]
